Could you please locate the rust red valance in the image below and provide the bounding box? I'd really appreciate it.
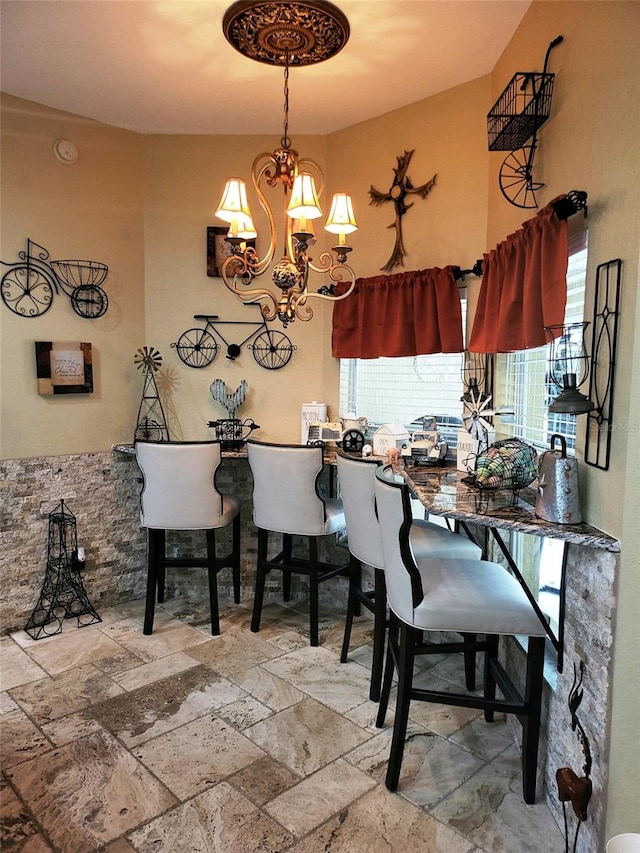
[331,266,463,359]
[468,201,569,353]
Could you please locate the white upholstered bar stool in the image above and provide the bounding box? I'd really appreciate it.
[336,451,482,701]
[374,463,547,803]
[135,440,241,636]
[247,439,354,647]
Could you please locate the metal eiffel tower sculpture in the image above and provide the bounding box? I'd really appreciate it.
[134,346,170,442]
[24,500,101,639]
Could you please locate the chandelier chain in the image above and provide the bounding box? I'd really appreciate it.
[282,52,290,149]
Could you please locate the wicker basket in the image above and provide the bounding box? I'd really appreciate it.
[487,72,555,151]
[207,418,258,450]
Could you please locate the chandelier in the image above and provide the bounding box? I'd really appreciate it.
[215,0,358,327]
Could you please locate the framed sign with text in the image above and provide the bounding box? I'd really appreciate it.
[35,341,93,395]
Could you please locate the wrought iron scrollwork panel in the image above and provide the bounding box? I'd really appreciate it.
[585,259,622,470]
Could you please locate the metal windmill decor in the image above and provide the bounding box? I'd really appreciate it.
[369,150,436,272]
[24,500,101,639]
[208,378,259,449]
[134,346,170,442]
[462,387,497,456]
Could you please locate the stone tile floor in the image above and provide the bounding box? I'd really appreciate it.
[1,593,565,852]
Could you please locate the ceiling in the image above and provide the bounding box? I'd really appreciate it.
[0,0,530,136]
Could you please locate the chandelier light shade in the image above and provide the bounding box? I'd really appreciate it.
[325,193,358,246]
[215,179,252,224]
[287,173,323,225]
[215,0,357,326]
[545,321,595,414]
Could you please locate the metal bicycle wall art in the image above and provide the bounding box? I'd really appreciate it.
[1,238,109,318]
[487,36,564,209]
[171,311,296,370]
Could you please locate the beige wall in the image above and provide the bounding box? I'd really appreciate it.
[1,75,490,457]
[1,0,639,838]
[327,75,490,280]
[0,95,147,458]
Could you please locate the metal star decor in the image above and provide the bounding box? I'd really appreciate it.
[369,150,436,272]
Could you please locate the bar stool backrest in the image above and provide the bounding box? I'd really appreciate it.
[136,440,224,530]
[374,463,424,624]
[336,452,384,569]
[247,440,327,536]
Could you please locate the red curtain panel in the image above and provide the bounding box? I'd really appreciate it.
[331,266,463,359]
[469,202,568,353]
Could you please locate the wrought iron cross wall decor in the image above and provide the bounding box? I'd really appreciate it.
[368,150,436,272]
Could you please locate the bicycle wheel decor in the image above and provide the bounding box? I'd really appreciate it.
[70,285,109,319]
[172,328,219,368]
[1,239,110,319]
[499,146,544,210]
[1,266,54,317]
[249,329,296,370]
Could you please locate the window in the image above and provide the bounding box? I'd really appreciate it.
[498,234,588,452]
[338,293,466,438]
[340,236,587,452]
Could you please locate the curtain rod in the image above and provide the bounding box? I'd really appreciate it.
[453,190,588,281]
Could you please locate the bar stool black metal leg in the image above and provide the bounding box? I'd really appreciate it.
[370,567,387,702]
[251,528,269,633]
[156,529,166,603]
[483,634,499,722]
[206,529,220,636]
[385,622,416,791]
[144,529,161,635]
[309,538,319,646]
[340,556,361,663]
[282,534,293,601]
[232,514,241,604]
[352,560,362,617]
[376,611,399,728]
[461,632,477,690]
[522,636,545,804]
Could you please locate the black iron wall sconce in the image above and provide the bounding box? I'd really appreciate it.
[545,258,622,471]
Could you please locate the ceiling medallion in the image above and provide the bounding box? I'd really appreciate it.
[223,0,350,66]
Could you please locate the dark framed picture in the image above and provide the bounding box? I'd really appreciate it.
[206,226,255,277]
[35,341,93,395]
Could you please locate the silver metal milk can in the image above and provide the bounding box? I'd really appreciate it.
[535,434,582,524]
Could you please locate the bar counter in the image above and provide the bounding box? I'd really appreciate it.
[401,461,620,552]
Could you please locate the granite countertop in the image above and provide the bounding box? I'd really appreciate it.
[402,461,620,552]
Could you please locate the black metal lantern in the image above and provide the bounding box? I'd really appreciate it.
[545,322,595,415]
[461,350,487,402]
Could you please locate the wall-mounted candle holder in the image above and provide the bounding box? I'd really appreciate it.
[545,322,595,415]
